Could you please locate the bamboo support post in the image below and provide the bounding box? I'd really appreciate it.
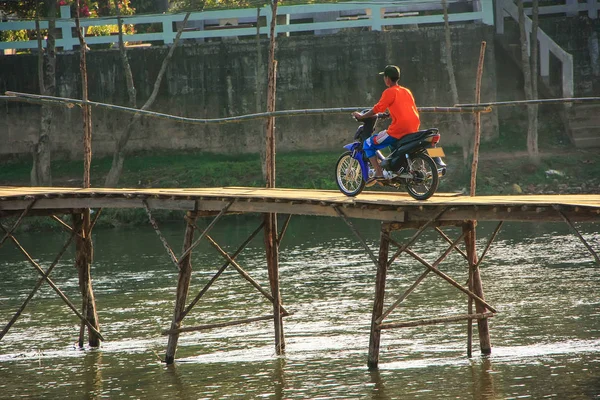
[265,212,285,354]
[73,212,101,347]
[180,221,266,321]
[467,253,474,358]
[367,223,391,370]
[463,221,492,355]
[0,230,77,341]
[165,211,197,365]
[0,223,104,340]
[379,312,494,330]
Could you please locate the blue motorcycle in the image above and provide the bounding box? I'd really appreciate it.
[335,111,447,200]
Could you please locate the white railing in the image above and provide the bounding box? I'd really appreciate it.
[0,1,494,52]
[495,0,581,98]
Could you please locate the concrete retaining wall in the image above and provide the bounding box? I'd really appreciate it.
[0,24,498,159]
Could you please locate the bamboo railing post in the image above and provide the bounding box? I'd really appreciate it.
[470,41,487,196]
[367,223,391,370]
[73,212,101,347]
[165,211,197,365]
[463,220,491,355]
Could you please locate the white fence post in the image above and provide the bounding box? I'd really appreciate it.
[495,0,506,34]
[370,5,383,31]
[479,0,495,25]
[58,5,74,51]
[587,0,599,18]
[566,0,579,16]
[539,38,549,77]
[163,17,174,44]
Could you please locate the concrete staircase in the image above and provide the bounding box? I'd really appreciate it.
[495,10,600,148]
[567,104,600,148]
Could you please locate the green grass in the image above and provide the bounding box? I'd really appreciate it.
[2,146,598,230]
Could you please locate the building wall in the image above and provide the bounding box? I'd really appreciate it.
[0,24,498,159]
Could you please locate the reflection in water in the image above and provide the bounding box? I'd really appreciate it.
[369,368,388,400]
[83,351,104,400]
[470,358,498,400]
[272,358,286,400]
[0,217,598,399]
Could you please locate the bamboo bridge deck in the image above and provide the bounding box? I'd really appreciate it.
[1,186,599,368]
[1,186,599,222]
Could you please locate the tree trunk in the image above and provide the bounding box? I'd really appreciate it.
[76,1,92,188]
[256,6,267,181]
[104,12,191,187]
[32,0,56,187]
[517,0,540,163]
[442,0,470,166]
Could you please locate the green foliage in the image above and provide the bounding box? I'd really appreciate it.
[0,29,30,42]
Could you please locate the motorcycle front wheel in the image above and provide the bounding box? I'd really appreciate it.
[335,151,365,197]
[406,152,439,200]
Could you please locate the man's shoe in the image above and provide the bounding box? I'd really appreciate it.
[366,176,385,187]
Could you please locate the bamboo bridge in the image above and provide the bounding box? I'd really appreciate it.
[0,186,598,369]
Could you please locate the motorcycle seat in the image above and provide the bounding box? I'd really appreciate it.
[394,128,439,147]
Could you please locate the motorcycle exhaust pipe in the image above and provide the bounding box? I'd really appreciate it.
[438,167,447,177]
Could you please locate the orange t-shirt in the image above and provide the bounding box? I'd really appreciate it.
[371,85,420,139]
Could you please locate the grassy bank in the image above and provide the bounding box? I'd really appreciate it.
[1,145,599,230]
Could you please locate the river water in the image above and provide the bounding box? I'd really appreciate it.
[0,216,598,399]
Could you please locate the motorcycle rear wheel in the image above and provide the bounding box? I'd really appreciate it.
[335,151,365,197]
[406,152,439,200]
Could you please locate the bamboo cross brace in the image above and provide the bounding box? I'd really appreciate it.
[51,210,102,236]
[51,215,82,238]
[404,247,497,314]
[0,199,36,248]
[379,312,495,330]
[387,208,448,266]
[202,234,290,316]
[0,224,104,340]
[178,200,234,263]
[143,200,179,269]
[180,221,266,321]
[277,214,292,247]
[163,314,289,335]
[377,230,467,324]
[474,221,504,270]
[0,230,77,341]
[333,206,379,269]
[554,206,600,265]
[435,227,468,260]
[89,208,103,232]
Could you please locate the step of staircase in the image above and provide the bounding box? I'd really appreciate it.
[567,104,600,148]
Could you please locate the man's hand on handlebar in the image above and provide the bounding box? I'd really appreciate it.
[353,109,389,120]
[352,111,364,120]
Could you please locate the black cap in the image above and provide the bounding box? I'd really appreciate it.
[379,65,400,79]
